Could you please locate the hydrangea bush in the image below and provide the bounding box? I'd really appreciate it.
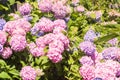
[1,0,120,80]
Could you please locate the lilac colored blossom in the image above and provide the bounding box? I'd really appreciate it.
[55,33,69,48]
[108,38,118,46]
[0,18,6,30]
[79,41,96,56]
[63,16,70,23]
[94,78,102,80]
[79,56,94,65]
[30,47,44,57]
[95,11,102,19]
[10,35,27,52]
[53,27,66,34]
[37,17,54,32]
[102,47,120,60]
[52,1,67,18]
[84,29,97,42]
[38,0,52,12]
[23,15,33,21]
[79,64,95,80]
[20,66,37,80]
[35,31,44,37]
[47,51,62,63]
[9,13,20,20]
[53,19,67,29]
[49,40,64,53]
[19,3,32,15]
[1,47,12,59]
[0,44,3,53]
[31,25,40,35]
[12,28,26,36]
[0,31,7,45]
[76,5,85,12]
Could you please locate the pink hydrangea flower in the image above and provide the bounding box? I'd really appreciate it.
[53,27,66,34]
[49,40,64,53]
[53,19,67,29]
[79,56,94,65]
[3,21,16,35]
[95,60,120,80]
[55,33,69,48]
[47,51,62,63]
[75,5,85,12]
[37,17,54,32]
[42,33,55,45]
[10,35,27,52]
[36,36,46,47]
[20,66,37,80]
[4,19,31,35]
[16,19,31,32]
[27,42,37,50]
[0,31,7,45]
[52,1,67,18]
[79,64,95,80]
[19,3,32,15]
[38,0,52,12]
[12,28,26,36]
[30,47,44,57]
[1,47,12,59]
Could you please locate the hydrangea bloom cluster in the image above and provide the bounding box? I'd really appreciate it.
[80,58,120,80]
[102,47,120,61]
[0,18,6,30]
[29,32,69,63]
[52,1,67,18]
[38,0,52,12]
[19,3,32,15]
[31,17,67,36]
[84,29,97,42]
[0,31,13,59]
[79,43,120,80]
[79,41,96,57]
[3,19,31,52]
[20,66,37,80]
[1,47,12,59]
[38,0,68,18]
[28,18,69,63]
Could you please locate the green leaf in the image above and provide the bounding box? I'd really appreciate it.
[0,72,12,79]
[40,56,49,65]
[9,69,19,76]
[9,0,15,5]
[95,33,119,44]
[0,59,7,66]
[0,4,8,10]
